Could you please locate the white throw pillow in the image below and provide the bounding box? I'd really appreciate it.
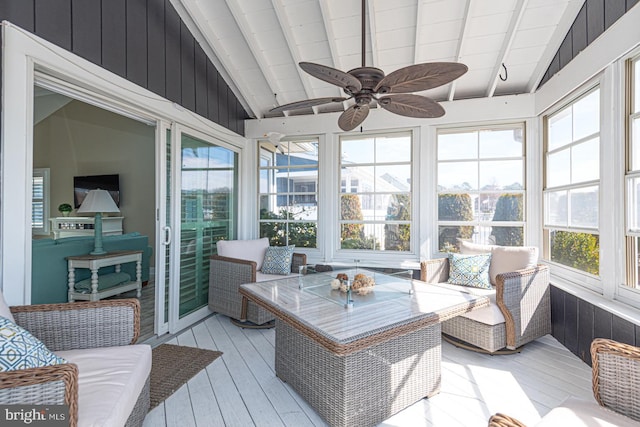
[459,240,538,285]
[216,238,270,270]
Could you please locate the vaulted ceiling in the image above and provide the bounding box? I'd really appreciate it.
[173,0,585,121]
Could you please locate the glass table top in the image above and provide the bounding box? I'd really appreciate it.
[298,268,413,308]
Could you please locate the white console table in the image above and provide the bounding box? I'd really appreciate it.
[66,250,142,302]
[50,216,124,239]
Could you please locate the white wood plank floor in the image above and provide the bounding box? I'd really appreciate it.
[142,314,593,427]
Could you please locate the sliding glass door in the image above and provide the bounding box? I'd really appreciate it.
[167,125,238,332]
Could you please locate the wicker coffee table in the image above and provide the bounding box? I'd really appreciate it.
[239,268,489,427]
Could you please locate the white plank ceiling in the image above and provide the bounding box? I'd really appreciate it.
[173,0,585,120]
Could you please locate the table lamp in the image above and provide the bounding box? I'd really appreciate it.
[77,189,120,255]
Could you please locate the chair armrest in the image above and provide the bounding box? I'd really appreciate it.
[291,253,307,273]
[591,338,640,422]
[10,299,140,352]
[420,258,449,283]
[210,254,257,284]
[495,264,551,349]
[488,413,527,427]
[0,363,79,427]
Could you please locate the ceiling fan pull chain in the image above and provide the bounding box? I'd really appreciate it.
[499,63,508,81]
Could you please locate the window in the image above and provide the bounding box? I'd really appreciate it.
[32,168,50,235]
[544,88,600,276]
[339,132,412,252]
[436,125,525,252]
[626,56,640,287]
[258,138,319,248]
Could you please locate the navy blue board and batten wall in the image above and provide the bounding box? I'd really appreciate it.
[0,0,249,136]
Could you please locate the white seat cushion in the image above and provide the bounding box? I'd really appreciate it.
[57,344,151,427]
[435,281,504,325]
[217,238,270,271]
[535,396,639,427]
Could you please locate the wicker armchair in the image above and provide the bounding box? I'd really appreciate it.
[0,299,149,427]
[489,338,640,426]
[421,257,550,353]
[209,252,307,326]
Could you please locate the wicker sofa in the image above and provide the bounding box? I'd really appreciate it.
[0,295,150,427]
[420,242,550,353]
[209,238,307,327]
[489,338,640,426]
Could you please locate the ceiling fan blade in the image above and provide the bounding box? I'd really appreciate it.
[300,62,362,93]
[338,105,370,131]
[378,94,445,118]
[270,97,347,113]
[375,62,468,94]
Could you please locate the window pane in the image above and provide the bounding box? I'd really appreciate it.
[260,221,287,246]
[438,194,474,221]
[384,194,411,221]
[341,166,374,193]
[376,165,411,191]
[490,226,524,246]
[548,106,572,150]
[479,129,523,158]
[547,149,571,188]
[438,162,478,191]
[438,132,477,160]
[479,160,523,189]
[635,60,640,114]
[633,117,640,170]
[342,137,374,163]
[545,190,568,226]
[376,134,411,163]
[570,186,598,228]
[490,193,524,221]
[572,137,599,183]
[32,202,44,228]
[628,177,640,232]
[287,222,317,248]
[573,90,600,140]
[340,224,379,250]
[340,194,365,221]
[550,230,599,275]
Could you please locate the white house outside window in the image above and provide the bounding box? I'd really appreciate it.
[338,132,412,252]
[436,125,525,252]
[258,138,319,248]
[543,88,600,277]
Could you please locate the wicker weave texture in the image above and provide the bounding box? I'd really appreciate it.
[487,413,528,427]
[11,299,140,351]
[209,256,273,325]
[591,338,640,422]
[442,316,506,353]
[275,319,441,427]
[421,258,550,353]
[209,253,307,325]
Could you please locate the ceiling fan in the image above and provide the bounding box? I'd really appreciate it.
[269,0,468,131]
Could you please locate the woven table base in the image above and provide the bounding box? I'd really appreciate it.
[230,318,275,329]
[442,333,523,355]
[150,343,222,409]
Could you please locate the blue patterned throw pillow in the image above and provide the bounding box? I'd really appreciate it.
[261,246,295,275]
[447,253,492,289]
[0,316,66,372]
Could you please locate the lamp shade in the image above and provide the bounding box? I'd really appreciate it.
[77,189,120,214]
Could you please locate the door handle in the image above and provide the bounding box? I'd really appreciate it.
[162,226,172,245]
